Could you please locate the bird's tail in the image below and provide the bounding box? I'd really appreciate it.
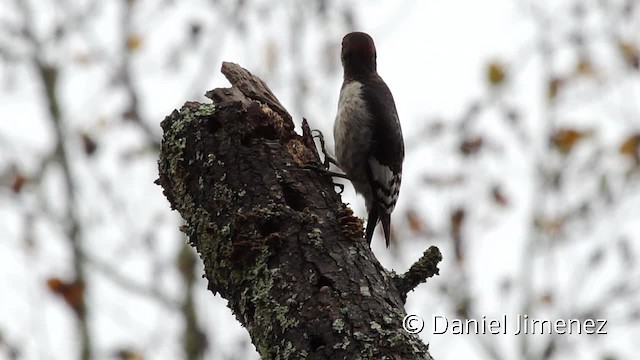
[365,207,392,247]
[380,212,391,248]
[365,206,379,245]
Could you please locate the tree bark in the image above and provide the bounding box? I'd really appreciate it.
[156,62,440,359]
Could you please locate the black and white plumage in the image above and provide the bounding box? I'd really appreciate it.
[333,32,404,247]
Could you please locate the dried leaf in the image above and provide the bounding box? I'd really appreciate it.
[46,277,85,315]
[459,136,483,156]
[11,173,27,193]
[575,57,596,76]
[486,61,506,86]
[619,41,639,69]
[534,217,564,235]
[115,349,144,360]
[551,128,586,153]
[455,296,471,318]
[491,185,509,207]
[540,292,553,305]
[126,34,143,51]
[450,208,465,263]
[405,209,424,234]
[619,134,640,162]
[451,209,465,230]
[122,107,140,121]
[46,278,65,293]
[81,133,98,156]
[547,77,564,101]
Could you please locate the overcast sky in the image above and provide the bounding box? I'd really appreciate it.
[1,0,638,359]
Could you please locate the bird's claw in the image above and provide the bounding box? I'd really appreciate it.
[311,129,340,169]
[306,129,348,194]
[302,163,348,194]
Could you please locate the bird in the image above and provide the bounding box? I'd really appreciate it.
[333,32,404,247]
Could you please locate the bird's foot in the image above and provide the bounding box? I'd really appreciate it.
[302,164,348,194]
[311,129,340,170]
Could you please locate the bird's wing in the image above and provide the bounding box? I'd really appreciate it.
[361,76,404,246]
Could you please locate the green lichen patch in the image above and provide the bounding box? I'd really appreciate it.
[332,319,345,333]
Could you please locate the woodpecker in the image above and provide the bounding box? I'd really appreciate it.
[333,32,404,247]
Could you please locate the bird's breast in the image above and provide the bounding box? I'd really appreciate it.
[333,81,372,184]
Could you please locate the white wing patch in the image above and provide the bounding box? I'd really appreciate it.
[368,157,401,213]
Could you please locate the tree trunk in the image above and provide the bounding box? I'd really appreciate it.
[156,62,440,360]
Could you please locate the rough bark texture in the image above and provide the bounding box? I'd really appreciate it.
[156,62,437,359]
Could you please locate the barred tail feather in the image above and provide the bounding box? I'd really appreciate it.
[365,206,380,244]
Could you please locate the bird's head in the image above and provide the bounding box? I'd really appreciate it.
[341,32,377,79]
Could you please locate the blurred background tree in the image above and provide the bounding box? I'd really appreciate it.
[0,0,638,359]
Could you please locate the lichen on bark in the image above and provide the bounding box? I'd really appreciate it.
[156,63,437,359]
